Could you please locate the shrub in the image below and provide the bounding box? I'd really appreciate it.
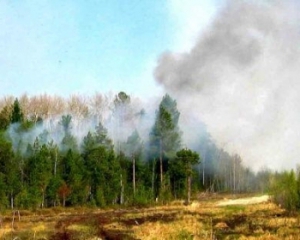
[271,170,299,211]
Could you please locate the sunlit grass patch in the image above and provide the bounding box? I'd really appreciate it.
[223,204,246,213]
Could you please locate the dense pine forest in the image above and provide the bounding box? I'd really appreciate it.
[0,92,280,210]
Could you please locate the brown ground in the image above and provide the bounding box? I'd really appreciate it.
[0,194,299,240]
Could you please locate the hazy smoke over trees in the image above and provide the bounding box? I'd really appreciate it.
[155,0,300,170]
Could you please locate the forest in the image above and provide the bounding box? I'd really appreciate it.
[0,92,295,211]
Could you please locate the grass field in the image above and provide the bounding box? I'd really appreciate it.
[0,194,299,240]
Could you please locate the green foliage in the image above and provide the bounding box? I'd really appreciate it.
[114,91,131,106]
[125,129,142,157]
[61,150,86,205]
[175,229,193,240]
[19,119,35,131]
[149,94,182,199]
[24,140,53,208]
[158,175,173,203]
[82,123,120,206]
[169,148,200,199]
[60,115,78,152]
[59,114,72,133]
[132,185,153,207]
[175,148,200,175]
[0,173,8,209]
[0,105,11,131]
[224,205,246,213]
[10,98,24,123]
[15,188,31,209]
[0,93,276,210]
[95,122,113,149]
[113,91,131,126]
[46,176,62,207]
[149,94,181,158]
[169,154,185,198]
[271,170,299,211]
[0,133,21,209]
[61,133,78,152]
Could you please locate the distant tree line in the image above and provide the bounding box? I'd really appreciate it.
[0,92,270,210]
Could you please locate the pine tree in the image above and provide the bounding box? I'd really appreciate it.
[149,94,181,198]
[0,105,12,131]
[10,98,24,124]
[0,133,21,209]
[113,91,131,204]
[60,149,85,206]
[82,122,119,206]
[25,139,52,208]
[173,148,200,204]
[125,130,143,197]
[60,115,78,152]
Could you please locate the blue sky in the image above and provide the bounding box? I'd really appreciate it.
[0,0,222,99]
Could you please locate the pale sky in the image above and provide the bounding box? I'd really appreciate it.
[0,0,222,99]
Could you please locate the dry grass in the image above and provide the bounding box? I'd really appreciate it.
[0,194,300,239]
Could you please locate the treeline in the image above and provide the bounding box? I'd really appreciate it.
[0,92,267,209]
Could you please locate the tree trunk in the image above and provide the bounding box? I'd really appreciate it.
[63,194,66,207]
[120,173,124,205]
[202,155,205,187]
[159,138,163,185]
[132,155,136,196]
[152,158,155,198]
[54,148,57,176]
[19,158,24,186]
[233,156,236,194]
[185,154,192,204]
[187,175,191,205]
[10,191,14,209]
[41,188,45,208]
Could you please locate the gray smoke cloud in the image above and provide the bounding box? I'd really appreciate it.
[155,0,300,170]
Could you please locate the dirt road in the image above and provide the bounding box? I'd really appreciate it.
[216,195,270,206]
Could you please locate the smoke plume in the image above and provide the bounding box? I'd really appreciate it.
[5,94,155,155]
[155,0,300,170]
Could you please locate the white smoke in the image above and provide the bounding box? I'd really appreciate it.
[155,0,300,170]
[5,94,157,154]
